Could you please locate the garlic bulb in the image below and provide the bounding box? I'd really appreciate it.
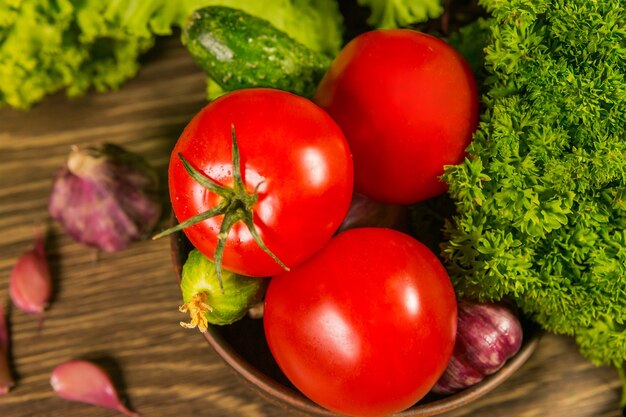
[432,299,523,394]
[49,144,161,252]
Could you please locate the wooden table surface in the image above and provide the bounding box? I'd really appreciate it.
[0,37,622,417]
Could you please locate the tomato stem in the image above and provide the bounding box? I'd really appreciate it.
[152,199,229,238]
[230,124,245,195]
[213,207,245,291]
[154,125,289,289]
[242,210,289,272]
[179,152,231,197]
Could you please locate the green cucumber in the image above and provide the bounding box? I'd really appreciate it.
[180,249,267,329]
[182,6,331,98]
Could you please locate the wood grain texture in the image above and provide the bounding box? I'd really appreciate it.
[0,36,622,417]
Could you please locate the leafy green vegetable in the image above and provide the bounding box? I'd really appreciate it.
[0,0,342,109]
[0,0,179,109]
[357,0,443,29]
[443,0,626,377]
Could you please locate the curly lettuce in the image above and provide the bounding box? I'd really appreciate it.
[357,0,443,29]
[0,0,343,109]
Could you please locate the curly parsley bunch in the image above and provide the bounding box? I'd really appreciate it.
[443,0,626,374]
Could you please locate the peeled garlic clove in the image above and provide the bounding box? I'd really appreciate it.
[49,143,161,252]
[0,305,14,394]
[10,228,52,318]
[50,360,139,417]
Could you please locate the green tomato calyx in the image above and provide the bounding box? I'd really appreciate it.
[154,125,289,288]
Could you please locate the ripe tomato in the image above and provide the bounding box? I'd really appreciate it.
[169,88,353,277]
[314,29,479,204]
[264,228,457,417]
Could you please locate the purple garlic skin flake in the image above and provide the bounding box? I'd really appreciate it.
[49,143,161,252]
[432,299,523,395]
[51,359,139,417]
[9,228,52,317]
[0,305,13,394]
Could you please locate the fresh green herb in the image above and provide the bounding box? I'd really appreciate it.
[357,0,443,29]
[442,0,626,393]
[0,0,342,109]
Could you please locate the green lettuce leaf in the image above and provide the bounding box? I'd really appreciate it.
[0,0,343,109]
[357,0,443,29]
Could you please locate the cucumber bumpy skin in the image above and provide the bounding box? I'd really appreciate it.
[179,249,267,330]
[182,6,331,98]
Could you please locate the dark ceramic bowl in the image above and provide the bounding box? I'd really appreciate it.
[170,226,541,416]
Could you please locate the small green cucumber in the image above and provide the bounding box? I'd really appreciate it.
[182,6,331,98]
[179,249,267,329]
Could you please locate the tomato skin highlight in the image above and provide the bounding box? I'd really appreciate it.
[314,29,479,204]
[169,88,353,277]
[264,228,458,417]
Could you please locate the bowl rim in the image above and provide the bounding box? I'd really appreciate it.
[169,222,542,416]
[202,323,541,416]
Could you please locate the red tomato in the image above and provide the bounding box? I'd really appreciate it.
[314,29,479,204]
[264,228,457,417]
[169,88,353,276]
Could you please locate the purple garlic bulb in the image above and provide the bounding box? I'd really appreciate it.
[432,299,523,395]
[50,359,139,417]
[49,144,161,252]
[0,304,13,394]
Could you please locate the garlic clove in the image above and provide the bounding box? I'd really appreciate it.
[50,360,139,417]
[9,228,52,319]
